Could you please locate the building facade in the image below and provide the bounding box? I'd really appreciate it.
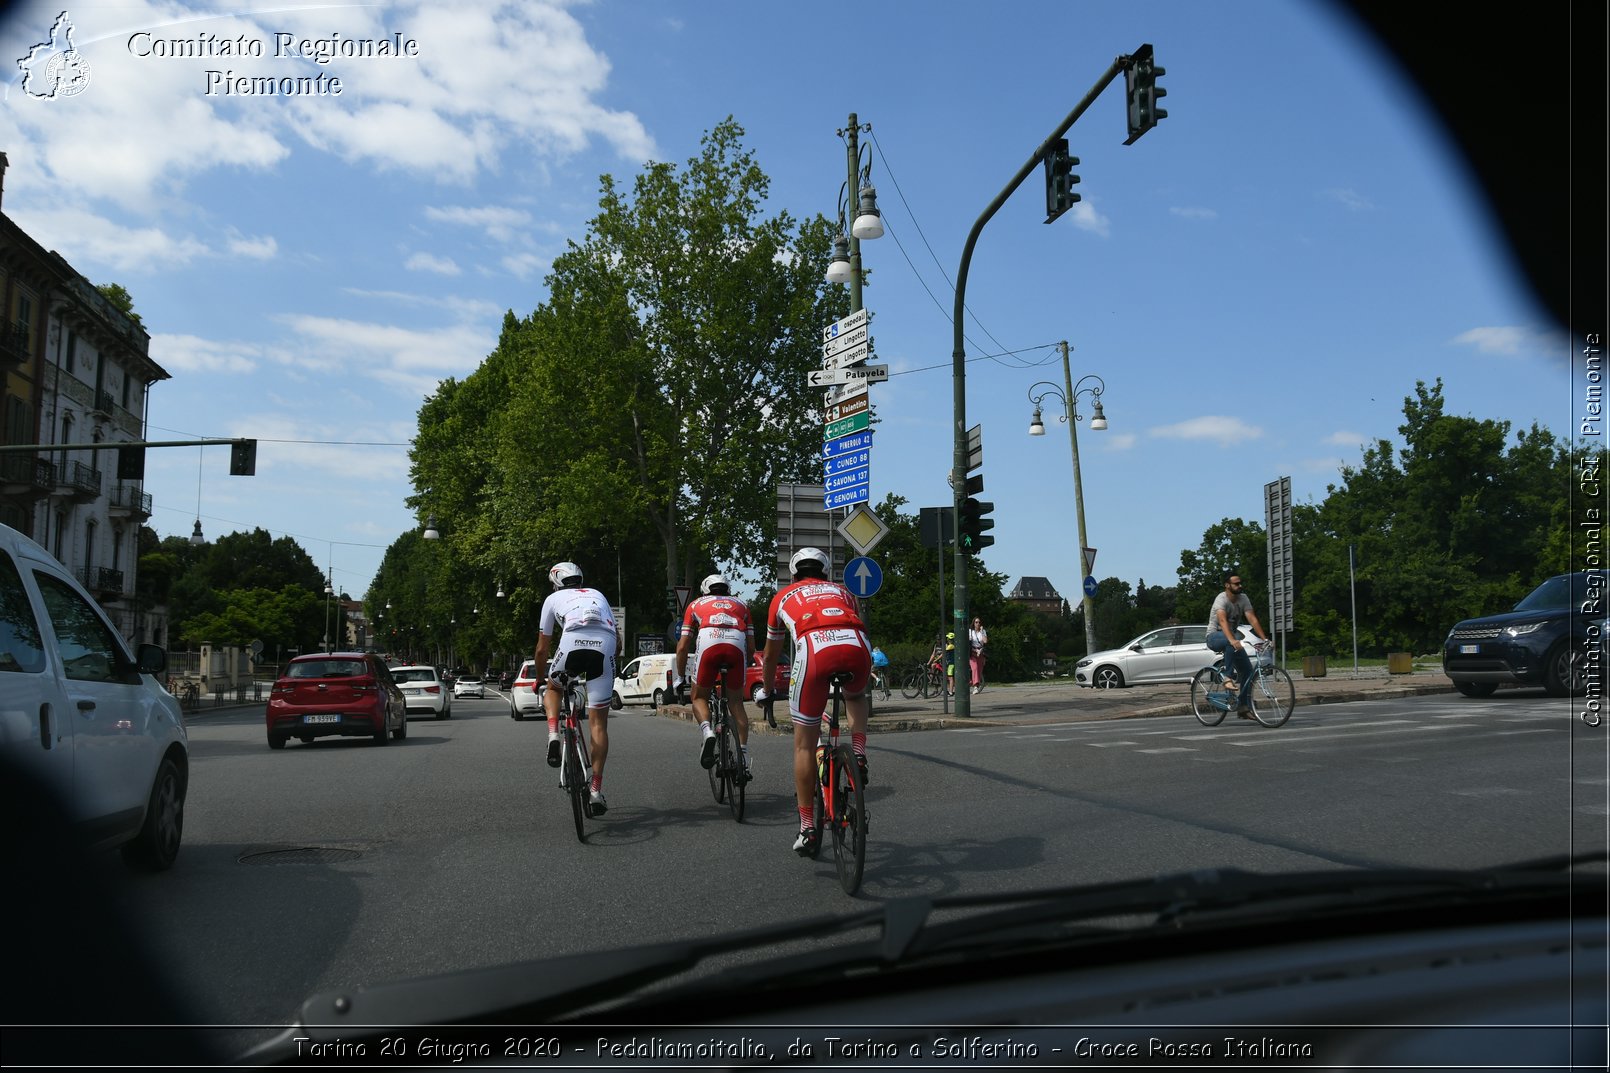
[1008,575,1066,616]
[1,153,170,645]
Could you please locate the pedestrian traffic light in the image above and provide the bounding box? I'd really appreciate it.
[229,438,257,476]
[1043,138,1081,224]
[1124,44,1167,145]
[961,477,995,553]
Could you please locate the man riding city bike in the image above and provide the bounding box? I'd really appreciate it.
[1206,571,1271,720]
[761,547,873,856]
[533,562,622,813]
[675,573,754,781]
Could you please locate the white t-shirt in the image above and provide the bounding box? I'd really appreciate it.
[540,586,617,639]
[1208,591,1253,638]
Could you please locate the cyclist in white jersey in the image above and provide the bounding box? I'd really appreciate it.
[533,562,622,814]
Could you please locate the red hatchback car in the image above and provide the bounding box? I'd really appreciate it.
[266,652,408,749]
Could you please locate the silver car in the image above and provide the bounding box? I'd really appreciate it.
[1076,624,1256,689]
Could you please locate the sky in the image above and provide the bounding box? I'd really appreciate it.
[0,0,1578,618]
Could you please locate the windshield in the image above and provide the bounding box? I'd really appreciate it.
[1514,574,1598,613]
[8,0,1598,1061]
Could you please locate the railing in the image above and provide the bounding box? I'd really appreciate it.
[77,565,125,596]
[91,390,116,416]
[109,483,153,517]
[0,322,30,365]
[60,459,101,498]
[0,452,53,490]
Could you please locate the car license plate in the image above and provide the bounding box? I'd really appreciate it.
[1459,644,1480,654]
[303,713,341,724]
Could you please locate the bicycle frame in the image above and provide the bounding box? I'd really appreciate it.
[551,669,594,839]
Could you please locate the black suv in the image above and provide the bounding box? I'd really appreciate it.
[1442,571,1607,697]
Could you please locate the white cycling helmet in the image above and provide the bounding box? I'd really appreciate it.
[700,573,729,595]
[789,547,830,578]
[549,561,583,589]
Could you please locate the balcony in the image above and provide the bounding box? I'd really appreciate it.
[109,483,153,519]
[54,459,102,501]
[0,322,30,368]
[79,565,126,601]
[91,390,116,418]
[0,452,54,500]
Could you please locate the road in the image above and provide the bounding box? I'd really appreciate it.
[107,689,1601,1043]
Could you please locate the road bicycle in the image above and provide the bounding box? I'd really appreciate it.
[703,661,747,823]
[547,651,603,842]
[772,671,868,895]
[1190,642,1295,728]
[901,656,946,700]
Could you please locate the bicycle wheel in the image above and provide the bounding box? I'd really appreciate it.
[901,668,925,700]
[1251,667,1296,728]
[808,765,825,861]
[1190,666,1227,726]
[707,698,727,804]
[723,719,744,822]
[564,728,586,842]
[829,743,866,895]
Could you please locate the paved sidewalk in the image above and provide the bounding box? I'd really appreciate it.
[652,666,1459,735]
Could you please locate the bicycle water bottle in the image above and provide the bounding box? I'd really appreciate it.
[816,744,828,783]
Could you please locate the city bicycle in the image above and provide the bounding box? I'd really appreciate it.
[703,662,747,823]
[547,651,603,842]
[772,671,868,895]
[901,656,946,700]
[1190,642,1295,728]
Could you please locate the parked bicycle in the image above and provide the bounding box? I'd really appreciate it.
[771,670,868,895]
[704,661,748,823]
[1190,642,1295,728]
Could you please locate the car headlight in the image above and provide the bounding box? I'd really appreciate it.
[1505,622,1546,637]
[1075,658,1091,669]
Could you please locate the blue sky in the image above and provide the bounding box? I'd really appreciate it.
[0,0,1572,613]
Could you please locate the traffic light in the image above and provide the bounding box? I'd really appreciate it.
[229,438,257,476]
[1124,44,1167,145]
[116,445,145,480]
[1043,138,1081,224]
[960,475,995,552]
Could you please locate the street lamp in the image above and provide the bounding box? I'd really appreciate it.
[823,113,883,313]
[323,570,334,653]
[1027,341,1108,658]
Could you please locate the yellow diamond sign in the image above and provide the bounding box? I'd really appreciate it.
[836,503,889,556]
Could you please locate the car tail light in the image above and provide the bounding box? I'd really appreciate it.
[425,685,440,694]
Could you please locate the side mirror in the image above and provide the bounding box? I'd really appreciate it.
[135,643,167,675]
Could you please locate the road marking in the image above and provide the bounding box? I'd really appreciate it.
[1138,747,1196,754]
[1224,724,1461,747]
[1086,741,1140,748]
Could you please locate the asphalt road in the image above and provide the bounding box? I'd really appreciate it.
[105,688,1602,1047]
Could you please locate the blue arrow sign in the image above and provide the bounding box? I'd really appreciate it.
[844,556,883,598]
[826,448,871,476]
[1083,575,1098,598]
[825,483,869,509]
[822,430,874,459]
[825,465,870,493]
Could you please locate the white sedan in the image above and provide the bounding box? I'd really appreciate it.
[452,676,486,699]
[1076,624,1259,689]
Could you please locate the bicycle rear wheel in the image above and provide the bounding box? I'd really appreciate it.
[901,668,925,700]
[1251,667,1295,727]
[723,718,744,822]
[1190,667,1227,726]
[829,744,866,895]
[564,728,586,842]
[707,705,727,803]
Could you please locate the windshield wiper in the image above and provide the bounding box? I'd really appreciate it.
[242,851,1605,1061]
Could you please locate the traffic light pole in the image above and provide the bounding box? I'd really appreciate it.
[950,55,1128,719]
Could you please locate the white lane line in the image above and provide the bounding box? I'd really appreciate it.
[1087,741,1140,748]
[1224,724,1462,747]
[1138,747,1196,754]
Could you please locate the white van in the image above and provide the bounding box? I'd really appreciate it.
[612,653,677,708]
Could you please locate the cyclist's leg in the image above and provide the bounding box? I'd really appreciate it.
[588,703,609,785]
[1226,646,1255,711]
[790,640,829,850]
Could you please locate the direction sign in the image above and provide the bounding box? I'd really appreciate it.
[966,424,983,471]
[822,324,868,359]
[826,448,871,476]
[824,411,871,440]
[1082,575,1098,598]
[809,364,889,388]
[825,340,873,371]
[843,556,884,598]
[825,465,869,493]
[822,429,873,459]
[822,389,868,424]
[825,482,869,509]
[822,308,869,342]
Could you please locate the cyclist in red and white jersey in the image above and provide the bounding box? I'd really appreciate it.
[760,547,872,855]
[533,562,622,814]
[674,573,754,780]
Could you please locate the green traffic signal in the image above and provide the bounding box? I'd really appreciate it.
[961,496,995,552]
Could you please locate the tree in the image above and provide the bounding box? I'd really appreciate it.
[95,282,143,328]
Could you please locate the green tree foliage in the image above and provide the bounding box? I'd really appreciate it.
[164,529,325,652]
[95,282,143,328]
[406,118,840,647]
[1181,379,1572,657]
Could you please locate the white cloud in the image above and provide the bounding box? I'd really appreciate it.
[1451,325,1531,356]
[6,205,210,271]
[1069,199,1111,238]
[1102,432,1138,450]
[1169,206,1217,220]
[1322,188,1374,211]
[227,232,278,259]
[275,313,494,377]
[500,252,547,279]
[1324,430,1365,447]
[150,333,266,374]
[1152,416,1261,447]
[405,251,462,276]
[424,204,533,243]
